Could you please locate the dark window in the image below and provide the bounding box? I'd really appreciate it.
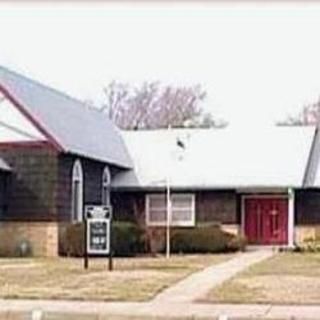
[102,166,111,206]
[71,160,83,222]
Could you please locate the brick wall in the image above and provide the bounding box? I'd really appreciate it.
[0,222,58,257]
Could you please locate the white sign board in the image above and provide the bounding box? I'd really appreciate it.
[85,205,112,220]
[85,205,112,255]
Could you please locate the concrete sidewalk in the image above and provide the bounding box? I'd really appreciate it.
[153,249,274,303]
[1,299,320,319]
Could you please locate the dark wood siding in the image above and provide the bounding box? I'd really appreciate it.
[57,154,113,222]
[112,190,239,225]
[196,190,238,224]
[112,192,145,223]
[56,155,73,221]
[0,144,59,221]
[0,145,116,222]
[83,158,105,206]
[295,189,320,225]
[0,172,9,218]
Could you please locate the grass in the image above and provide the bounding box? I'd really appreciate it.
[0,254,232,302]
[206,252,320,305]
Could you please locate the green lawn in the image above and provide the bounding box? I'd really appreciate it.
[0,254,232,302]
[206,252,320,305]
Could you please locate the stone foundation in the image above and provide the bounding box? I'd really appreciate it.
[295,225,320,244]
[0,222,58,257]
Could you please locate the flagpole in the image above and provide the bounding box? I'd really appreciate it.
[166,125,172,259]
[166,171,171,259]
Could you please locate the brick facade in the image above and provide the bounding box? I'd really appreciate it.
[0,222,58,257]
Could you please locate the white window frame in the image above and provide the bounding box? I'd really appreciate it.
[145,193,195,227]
[71,159,84,223]
[102,166,111,206]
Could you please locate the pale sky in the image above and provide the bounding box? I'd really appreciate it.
[1,2,320,126]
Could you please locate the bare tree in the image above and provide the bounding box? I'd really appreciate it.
[101,81,225,130]
[278,97,320,126]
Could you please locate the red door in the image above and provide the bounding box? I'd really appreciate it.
[244,197,288,245]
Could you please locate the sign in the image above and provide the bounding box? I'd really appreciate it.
[87,218,110,255]
[85,205,112,220]
[85,205,112,256]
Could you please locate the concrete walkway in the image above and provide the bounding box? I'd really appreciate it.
[153,249,274,303]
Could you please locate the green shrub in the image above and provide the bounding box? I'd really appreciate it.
[226,234,247,252]
[60,223,85,257]
[60,221,144,257]
[60,222,245,257]
[112,221,145,256]
[171,225,246,254]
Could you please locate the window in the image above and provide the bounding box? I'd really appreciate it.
[102,166,111,205]
[146,193,195,227]
[71,159,83,222]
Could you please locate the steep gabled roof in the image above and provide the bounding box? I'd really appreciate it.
[0,158,11,172]
[304,127,320,188]
[113,126,315,189]
[0,66,132,169]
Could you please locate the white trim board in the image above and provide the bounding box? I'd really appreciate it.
[0,95,46,142]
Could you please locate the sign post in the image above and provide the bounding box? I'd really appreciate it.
[84,205,112,270]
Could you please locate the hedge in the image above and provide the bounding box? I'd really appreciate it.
[171,225,246,254]
[60,222,246,257]
[60,221,144,257]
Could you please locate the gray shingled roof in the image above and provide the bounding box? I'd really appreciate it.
[0,158,11,172]
[0,66,132,169]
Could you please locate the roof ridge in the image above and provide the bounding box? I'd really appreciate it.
[0,65,132,168]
